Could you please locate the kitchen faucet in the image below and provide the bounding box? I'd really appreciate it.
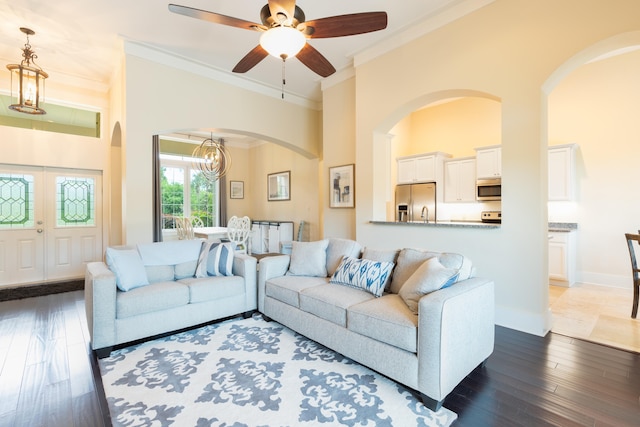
[421,205,429,223]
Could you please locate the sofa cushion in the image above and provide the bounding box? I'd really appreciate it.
[266,276,329,308]
[137,240,202,265]
[287,240,329,277]
[299,284,375,327]
[348,294,418,353]
[389,249,440,294]
[362,247,400,264]
[326,238,363,276]
[116,281,189,318]
[106,247,149,292]
[175,260,198,280]
[389,248,472,294]
[145,265,174,283]
[398,257,460,314]
[329,256,394,297]
[195,241,235,277]
[179,276,245,304]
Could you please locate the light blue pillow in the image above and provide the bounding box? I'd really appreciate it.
[195,241,235,277]
[329,256,394,297]
[398,257,460,314]
[287,240,329,277]
[105,247,149,292]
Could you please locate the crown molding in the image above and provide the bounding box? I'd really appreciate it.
[124,41,321,111]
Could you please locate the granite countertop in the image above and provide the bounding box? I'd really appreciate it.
[548,222,578,232]
[369,220,500,229]
[370,220,578,231]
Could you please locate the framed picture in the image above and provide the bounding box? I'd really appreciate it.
[329,164,355,208]
[230,181,244,199]
[268,171,290,201]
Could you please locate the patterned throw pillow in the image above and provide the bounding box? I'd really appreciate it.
[329,256,395,297]
[398,257,459,314]
[195,241,235,277]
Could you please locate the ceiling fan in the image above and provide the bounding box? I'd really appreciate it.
[168,1,388,78]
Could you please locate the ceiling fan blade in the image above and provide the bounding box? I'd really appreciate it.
[232,45,269,73]
[296,44,336,77]
[168,4,267,31]
[267,0,297,26]
[300,12,388,38]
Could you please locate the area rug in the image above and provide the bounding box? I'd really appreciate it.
[99,315,457,427]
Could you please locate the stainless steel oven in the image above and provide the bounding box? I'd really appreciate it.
[476,178,501,201]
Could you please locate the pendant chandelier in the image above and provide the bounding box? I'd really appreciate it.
[192,136,231,181]
[6,27,48,115]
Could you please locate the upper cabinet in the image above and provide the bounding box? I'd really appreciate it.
[444,157,477,202]
[475,145,502,179]
[397,152,451,184]
[548,144,576,201]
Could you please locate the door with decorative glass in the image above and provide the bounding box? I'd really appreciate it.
[0,165,102,287]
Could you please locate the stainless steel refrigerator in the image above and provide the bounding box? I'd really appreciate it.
[395,182,436,223]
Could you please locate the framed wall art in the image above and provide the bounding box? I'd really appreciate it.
[230,181,244,199]
[329,164,355,208]
[267,171,290,201]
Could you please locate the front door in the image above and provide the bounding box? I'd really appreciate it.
[0,165,103,287]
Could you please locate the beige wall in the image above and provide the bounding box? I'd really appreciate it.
[247,143,320,240]
[123,50,321,244]
[322,77,357,239]
[337,0,640,335]
[549,49,640,287]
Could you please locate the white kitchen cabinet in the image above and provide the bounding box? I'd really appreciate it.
[549,231,576,287]
[397,152,451,184]
[444,157,477,202]
[548,144,576,201]
[475,145,501,179]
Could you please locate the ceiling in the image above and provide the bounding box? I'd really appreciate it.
[0,0,491,104]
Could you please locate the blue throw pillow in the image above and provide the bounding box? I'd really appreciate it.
[105,247,149,292]
[195,241,235,277]
[329,256,394,297]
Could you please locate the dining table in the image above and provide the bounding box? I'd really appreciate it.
[193,226,228,241]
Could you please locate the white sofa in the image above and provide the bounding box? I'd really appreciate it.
[85,240,257,357]
[257,238,494,411]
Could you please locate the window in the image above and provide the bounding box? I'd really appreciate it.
[160,155,219,233]
[0,94,101,138]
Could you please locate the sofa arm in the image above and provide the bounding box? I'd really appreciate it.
[84,262,118,351]
[417,277,495,402]
[256,255,290,312]
[232,253,258,311]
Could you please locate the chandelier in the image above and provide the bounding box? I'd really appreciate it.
[6,27,48,115]
[192,136,231,181]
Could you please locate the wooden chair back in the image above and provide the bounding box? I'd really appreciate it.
[624,233,640,318]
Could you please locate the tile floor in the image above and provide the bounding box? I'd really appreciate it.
[549,283,640,353]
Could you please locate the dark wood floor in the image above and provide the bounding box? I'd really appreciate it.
[1,290,639,426]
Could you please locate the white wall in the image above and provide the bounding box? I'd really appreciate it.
[331,0,640,336]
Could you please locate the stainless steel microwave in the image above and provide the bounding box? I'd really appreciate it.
[476,178,501,201]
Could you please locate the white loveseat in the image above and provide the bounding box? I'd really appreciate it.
[257,238,494,411]
[85,240,257,357]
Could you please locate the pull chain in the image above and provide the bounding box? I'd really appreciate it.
[281,56,286,99]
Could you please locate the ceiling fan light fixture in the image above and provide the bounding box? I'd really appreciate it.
[259,26,305,60]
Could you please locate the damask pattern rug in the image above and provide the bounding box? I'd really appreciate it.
[99,315,457,427]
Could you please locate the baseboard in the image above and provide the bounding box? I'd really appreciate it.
[0,279,84,302]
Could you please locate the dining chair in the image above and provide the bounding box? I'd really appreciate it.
[227,216,251,254]
[624,233,640,318]
[191,216,204,228]
[175,217,195,240]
